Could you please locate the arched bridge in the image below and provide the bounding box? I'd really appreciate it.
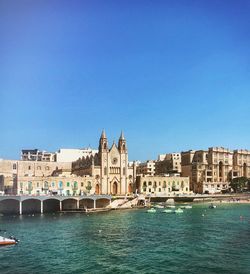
[0,195,112,215]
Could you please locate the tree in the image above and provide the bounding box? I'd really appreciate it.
[230,177,248,193]
[85,182,92,194]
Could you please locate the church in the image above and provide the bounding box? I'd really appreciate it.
[72,131,136,195]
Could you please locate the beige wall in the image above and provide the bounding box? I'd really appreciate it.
[138,176,190,196]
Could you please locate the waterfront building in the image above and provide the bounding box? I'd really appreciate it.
[72,131,136,195]
[232,149,250,178]
[0,159,71,194]
[181,147,234,193]
[136,175,190,196]
[136,160,155,176]
[21,149,56,162]
[0,131,135,196]
[55,148,98,163]
[155,152,182,175]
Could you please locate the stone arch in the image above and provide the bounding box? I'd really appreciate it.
[22,198,41,214]
[95,184,100,194]
[112,181,118,195]
[62,198,77,211]
[43,199,60,213]
[128,183,133,193]
[79,198,94,209]
[0,199,19,214]
[219,161,223,179]
[243,163,247,177]
[96,198,110,208]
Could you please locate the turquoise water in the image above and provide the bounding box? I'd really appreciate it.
[0,204,250,274]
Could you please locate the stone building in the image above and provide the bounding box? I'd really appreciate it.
[0,131,136,196]
[72,131,136,195]
[181,147,239,193]
[0,159,71,194]
[136,160,155,176]
[232,149,250,178]
[136,175,190,196]
[155,153,182,175]
[55,148,98,162]
[21,149,56,162]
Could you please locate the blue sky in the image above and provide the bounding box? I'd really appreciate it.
[1,0,250,161]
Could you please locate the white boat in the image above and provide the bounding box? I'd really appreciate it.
[163,209,173,214]
[209,204,217,209]
[0,236,18,246]
[155,205,164,209]
[175,208,184,214]
[166,205,176,209]
[180,205,192,209]
[147,208,157,213]
[185,205,192,209]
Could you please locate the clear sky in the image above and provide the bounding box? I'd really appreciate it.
[1,0,250,161]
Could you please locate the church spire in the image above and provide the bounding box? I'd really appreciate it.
[99,130,108,152]
[101,129,106,139]
[118,131,127,153]
[119,130,125,140]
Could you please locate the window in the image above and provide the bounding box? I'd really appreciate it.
[51,182,55,187]
[28,166,31,170]
[158,188,161,192]
[148,181,152,186]
[67,182,70,187]
[81,182,84,187]
[13,163,17,170]
[104,167,107,175]
[123,167,126,175]
[37,182,39,187]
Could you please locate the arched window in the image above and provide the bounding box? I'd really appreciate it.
[58,181,63,188]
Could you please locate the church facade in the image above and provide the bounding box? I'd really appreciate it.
[72,131,136,195]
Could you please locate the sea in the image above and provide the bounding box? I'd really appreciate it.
[0,203,250,274]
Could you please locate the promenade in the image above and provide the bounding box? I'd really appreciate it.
[0,194,112,215]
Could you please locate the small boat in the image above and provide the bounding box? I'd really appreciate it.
[180,205,192,209]
[175,208,184,214]
[155,205,164,209]
[209,204,216,209]
[163,209,173,214]
[147,208,157,213]
[185,205,192,209]
[166,205,176,209]
[0,236,19,246]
